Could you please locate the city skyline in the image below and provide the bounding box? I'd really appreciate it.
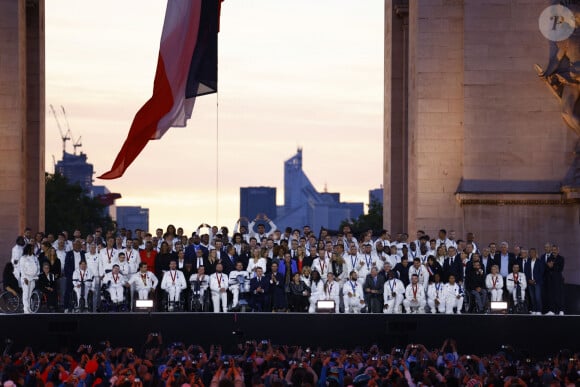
[45,0,384,233]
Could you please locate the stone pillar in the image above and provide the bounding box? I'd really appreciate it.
[384,0,409,234]
[407,0,465,234]
[0,0,45,263]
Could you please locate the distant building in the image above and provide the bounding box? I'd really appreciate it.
[369,187,384,206]
[273,148,364,231]
[55,151,93,192]
[117,206,149,233]
[54,147,121,221]
[92,185,116,220]
[240,187,277,220]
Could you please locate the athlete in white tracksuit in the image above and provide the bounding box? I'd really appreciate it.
[443,274,464,314]
[129,262,159,300]
[85,244,101,301]
[343,271,365,313]
[403,274,426,313]
[189,266,209,301]
[116,253,137,277]
[506,265,527,303]
[308,272,325,313]
[98,239,119,278]
[427,274,445,314]
[20,246,40,314]
[209,263,228,313]
[102,265,128,304]
[322,273,341,313]
[72,261,95,309]
[344,245,367,286]
[383,272,405,314]
[161,261,187,308]
[485,265,504,302]
[228,262,249,309]
[408,259,429,291]
[311,256,331,282]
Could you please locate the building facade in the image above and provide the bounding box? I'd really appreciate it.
[384,0,580,284]
[55,151,93,192]
[274,148,363,232]
[116,206,149,233]
[369,187,384,206]
[239,187,277,220]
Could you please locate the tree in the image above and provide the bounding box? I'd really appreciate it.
[340,200,383,237]
[45,173,114,236]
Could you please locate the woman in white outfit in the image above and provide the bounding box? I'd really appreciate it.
[308,270,324,313]
[20,245,40,314]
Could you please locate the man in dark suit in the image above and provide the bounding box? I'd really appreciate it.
[524,248,545,315]
[442,247,461,283]
[249,267,270,312]
[479,247,495,275]
[37,262,58,311]
[64,239,86,311]
[192,248,209,272]
[541,242,552,264]
[544,245,565,315]
[184,237,198,262]
[363,267,385,313]
[466,261,488,313]
[495,242,516,279]
[393,256,411,287]
[268,262,286,311]
[237,242,251,270]
[220,245,238,275]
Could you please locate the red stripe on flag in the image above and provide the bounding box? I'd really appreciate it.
[98,55,174,180]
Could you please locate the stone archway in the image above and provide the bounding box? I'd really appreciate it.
[0,0,45,259]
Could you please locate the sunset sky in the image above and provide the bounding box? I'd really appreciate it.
[45,0,384,233]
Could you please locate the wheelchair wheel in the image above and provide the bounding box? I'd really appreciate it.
[190,295,202,312]
[514,301,528,314]
[0,291,20,313]
[86,291,94,312]
[97,295,110,312]
[117,301,130,312]
[30,290,41,313]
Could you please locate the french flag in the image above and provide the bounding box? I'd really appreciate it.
[99,0,220,180]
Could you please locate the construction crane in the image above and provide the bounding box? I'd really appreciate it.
[61,105,83,155]
[49,104,70,154]
[72,135,82,155]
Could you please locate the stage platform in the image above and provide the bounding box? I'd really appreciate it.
[1,313,578,356]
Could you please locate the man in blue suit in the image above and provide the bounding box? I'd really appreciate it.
[268,261,287,311]
[523,248,545,315]
[249,267,270,312]
[220,245,238,275]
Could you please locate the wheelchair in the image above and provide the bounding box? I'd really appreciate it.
[0,288,41,314]
[132,286,157,312]
[231,275,252,312]
[189,283,210,312]
[464,289,489,314]
[69,282,94,313]
[508,285,528,314]
[161,288,186,312]
[97,282,130,312]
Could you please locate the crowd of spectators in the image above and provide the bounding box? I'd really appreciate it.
[0,335,577,387]
[3,216,567,314]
